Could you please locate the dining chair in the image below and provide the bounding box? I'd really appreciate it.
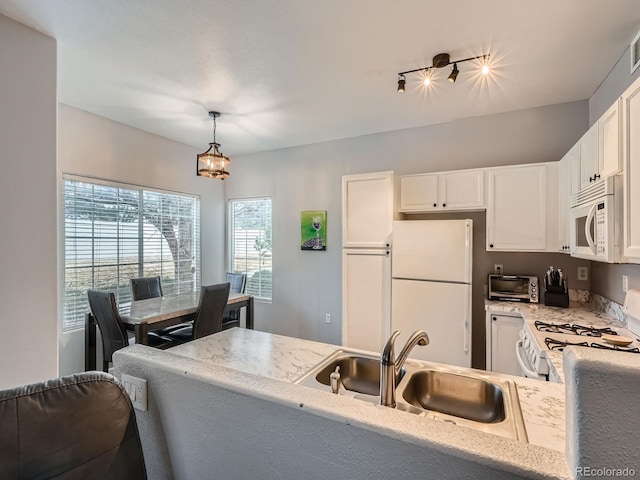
[130,276,163,301]
[0,371,147,479]
[222,272,247,330]
[165,283,231,344]
[88,290,172,372]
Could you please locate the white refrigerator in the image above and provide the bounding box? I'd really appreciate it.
[391,219,472,367]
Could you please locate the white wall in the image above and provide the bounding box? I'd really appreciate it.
[57,104,226,375]
[0,14,58,389]
[225,101,589,346]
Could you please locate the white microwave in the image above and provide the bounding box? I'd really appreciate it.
[569,175,623,263]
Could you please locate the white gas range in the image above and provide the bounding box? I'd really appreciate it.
[517,293,640,382]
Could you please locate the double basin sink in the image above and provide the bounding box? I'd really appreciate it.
[295,350,528,442]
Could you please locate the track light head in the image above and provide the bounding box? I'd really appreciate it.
[397,75,406,93]
[448,63,459,83]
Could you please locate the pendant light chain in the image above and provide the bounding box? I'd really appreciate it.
[212,114,217,144]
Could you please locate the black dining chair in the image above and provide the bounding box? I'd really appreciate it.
[130,276,163,301]
[0,371,148,479]
[222,272,247,330]
[88,290,172,372]
[165,283,231,344]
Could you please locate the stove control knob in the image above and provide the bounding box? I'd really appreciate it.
[524,338,530,349]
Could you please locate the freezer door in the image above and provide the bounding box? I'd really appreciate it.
[392,220,472,283]
[391,279,471,367]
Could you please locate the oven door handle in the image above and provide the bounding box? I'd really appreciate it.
[584,203,598,255]
[515,340,546,380]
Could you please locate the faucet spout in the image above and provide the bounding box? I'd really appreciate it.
[380,330,429,408]
[394,331,430,377]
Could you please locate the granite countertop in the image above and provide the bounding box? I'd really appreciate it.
[162,328,569,476]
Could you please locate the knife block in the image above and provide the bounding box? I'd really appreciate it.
[544,285,569,308]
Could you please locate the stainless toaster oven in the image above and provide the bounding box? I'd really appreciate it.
[488,275,539,303]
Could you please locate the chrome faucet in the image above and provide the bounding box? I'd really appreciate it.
[380,330,430,407]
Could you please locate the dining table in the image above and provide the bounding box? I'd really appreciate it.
[85,291,254,371]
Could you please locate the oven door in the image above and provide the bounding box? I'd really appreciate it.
[515,340,548,381]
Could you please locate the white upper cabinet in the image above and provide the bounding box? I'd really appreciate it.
[399,169,484,213]
[399,174,439,212]
[575,101,622,192]
[342,171,394,248]
[579,123,599,190]
[623,76,640,260]
[487,163,557,252]
[568,142,582,197]
[599,99,622,179]
[558,154,571,253]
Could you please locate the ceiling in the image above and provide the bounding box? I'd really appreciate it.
[2,1,640,156]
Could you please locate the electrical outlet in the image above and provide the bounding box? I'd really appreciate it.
[577,267,589,281]
[325,313,331,324]
[494,264,503,275]
[121,374,148,411]
[623,275,629,293]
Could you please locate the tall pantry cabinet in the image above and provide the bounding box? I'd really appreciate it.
[342,171,394,351]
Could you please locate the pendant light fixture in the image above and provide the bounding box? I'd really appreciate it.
[197,111,230,179]
[396,52,490,92]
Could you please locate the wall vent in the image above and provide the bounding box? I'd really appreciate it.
[632,29,640,74]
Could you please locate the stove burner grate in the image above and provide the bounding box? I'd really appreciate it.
[535,321,618,337]
[544,337,640,353]
[590,343,640,354]
[544,338,589,351]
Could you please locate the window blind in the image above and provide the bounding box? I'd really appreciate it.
[63,178,200,331]
[229,198,272,301]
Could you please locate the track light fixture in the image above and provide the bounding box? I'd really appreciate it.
[197,111,230,180]
[396,52,490,92]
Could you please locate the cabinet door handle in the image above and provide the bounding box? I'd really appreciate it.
[492,316,497,321]
[442,203,446,207]
[433,203,437,207]
[589,176,594,182]
[594,174,601,180]
[489,244,494,248]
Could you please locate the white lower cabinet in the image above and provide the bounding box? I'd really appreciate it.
[487,163,558,252]
[486,312,523,376]
[342,249,390,352]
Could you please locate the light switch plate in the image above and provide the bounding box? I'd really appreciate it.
[121,374,148,411]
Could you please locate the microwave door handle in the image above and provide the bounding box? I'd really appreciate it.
[585,203,598,255]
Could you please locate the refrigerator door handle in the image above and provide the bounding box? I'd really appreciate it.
[464,320,470,352]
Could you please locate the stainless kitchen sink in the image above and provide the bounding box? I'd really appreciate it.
[399,369,505,423]
[295,350,528,442]
[309,351,405,397]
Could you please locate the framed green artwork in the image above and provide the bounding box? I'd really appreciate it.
[301,211,327,251]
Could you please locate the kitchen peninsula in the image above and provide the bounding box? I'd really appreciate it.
[114,329,569,480]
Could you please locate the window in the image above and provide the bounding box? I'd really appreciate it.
[63,176,200,331]
[229,198,272,301]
